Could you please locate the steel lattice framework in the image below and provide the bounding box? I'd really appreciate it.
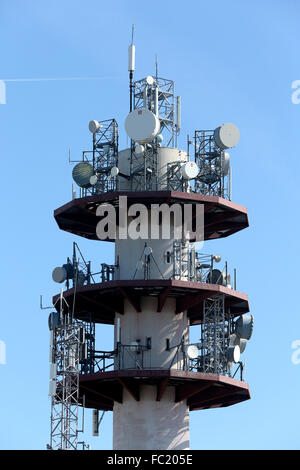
[200,295,228,375]
[194,130,230,199]
[74,118,119,197]
[50,318,82,450]
[133,77,176,147]
[129,145,159,192]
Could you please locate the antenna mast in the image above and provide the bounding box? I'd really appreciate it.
[128,24,135,112]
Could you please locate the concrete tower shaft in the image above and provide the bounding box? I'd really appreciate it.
[113,298,189,449]
[113,177,192,448]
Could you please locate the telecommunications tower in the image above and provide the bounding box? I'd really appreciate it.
[47,34,253,450]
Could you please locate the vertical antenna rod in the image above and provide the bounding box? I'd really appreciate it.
[128,24,135,112]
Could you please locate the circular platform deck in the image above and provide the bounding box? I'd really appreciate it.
[54,191,249,241]
[52,279,249,325]
[78,369,250,411]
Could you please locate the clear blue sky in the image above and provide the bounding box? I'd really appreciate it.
[0,0,299,450]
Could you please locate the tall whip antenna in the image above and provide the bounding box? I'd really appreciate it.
[128,24,135,112]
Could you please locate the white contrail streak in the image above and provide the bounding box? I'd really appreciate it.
[1,76,125,82]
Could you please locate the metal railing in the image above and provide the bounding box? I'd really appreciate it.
[80,341,244,381]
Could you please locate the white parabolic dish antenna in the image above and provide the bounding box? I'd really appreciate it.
[186,345,199,359]
[214,123,240,149]
[111,166,119,177]
[125,108,160,143]
[181,162,199,180]
[89,120,101,134]
[227,345,240,363]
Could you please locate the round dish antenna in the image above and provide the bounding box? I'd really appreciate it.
[186,345,199,359]
[235,314,254,340]
[52,266,67,283]
[89,175,98,186]
[89,120,102,134]
[125,108,160,143]
[72,162,94,188]
[227,345,240,363]
[146,75,154,85]
[214,123,240,149]
[111,166,119,177]
[135,144,145,155]
[206,269,227,286]
[180,162,199,180]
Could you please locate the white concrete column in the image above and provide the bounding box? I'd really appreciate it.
[113,385,189,450]
[113,297,190,450]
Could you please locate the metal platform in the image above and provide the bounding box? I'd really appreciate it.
[54,191,249,241]
[52,279,249,325]
[78,369,250,411]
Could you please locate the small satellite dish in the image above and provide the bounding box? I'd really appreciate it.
[235,314,254,340]
[226,345,240,363]
[125,107,160,143]
[90,175,98,186]
[212,254,221,263]
[135,144,145,155]
[186,345,199,359]
[72,162,94,188]
[214,123,240,149]
[180,162,199,180]
[146,75,154,85]
[156,134,163,143]
[206,269,227,286]
[52,266,67,283]
[89,120,102,134]
[221,152,230,175]
[111,166,119,177]
[144,246,153,256]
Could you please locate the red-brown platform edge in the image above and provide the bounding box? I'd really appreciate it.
[52,279,250,325]
[54,191,249,241]
[77,369,250,412]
